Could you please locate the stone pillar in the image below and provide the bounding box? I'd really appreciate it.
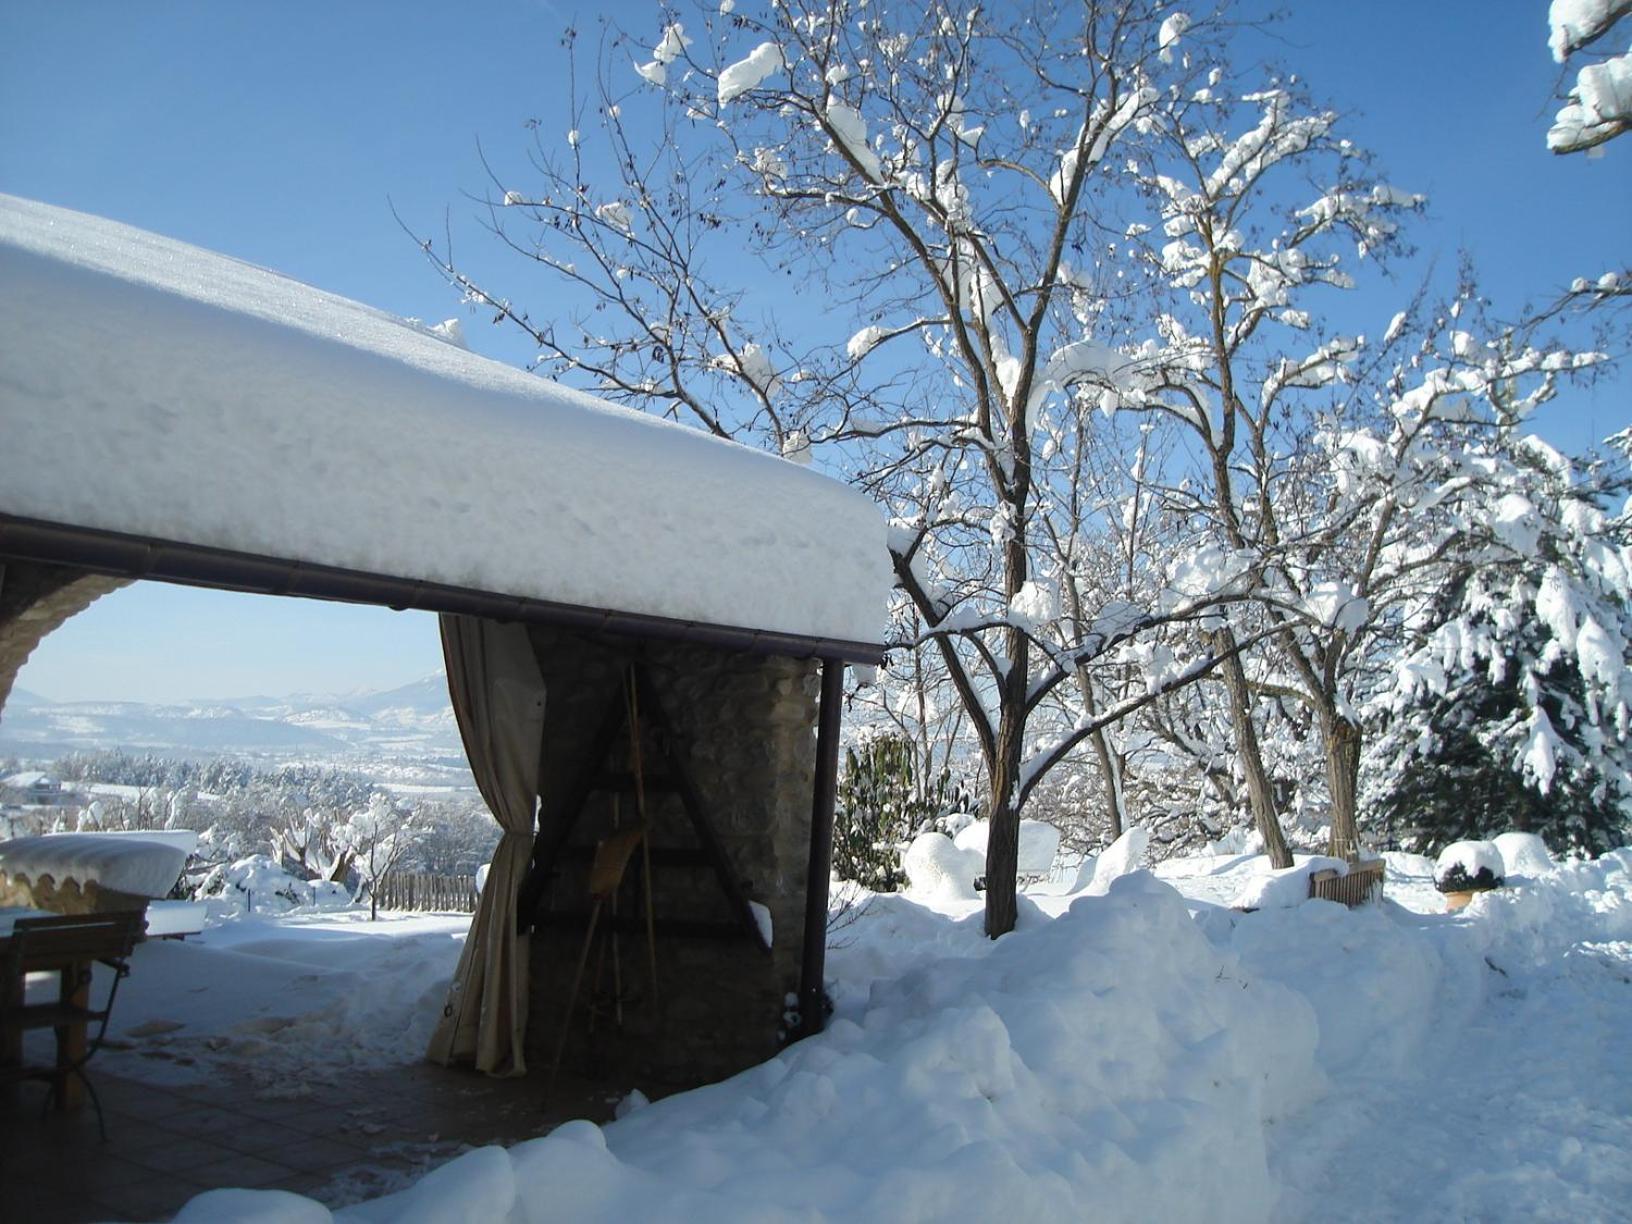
[522,626,818,1089]
[0,562,131,716]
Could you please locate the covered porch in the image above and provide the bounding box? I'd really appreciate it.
[0,195,888,1098]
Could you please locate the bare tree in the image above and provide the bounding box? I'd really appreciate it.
[414,0,1261,936]
[1107,67,1619,857]
[272,806,354,885]
[338,795,425,920]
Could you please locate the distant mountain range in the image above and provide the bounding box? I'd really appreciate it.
[0,674,464,770]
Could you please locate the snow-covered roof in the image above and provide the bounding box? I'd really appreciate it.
[0,771,56,789]
[0,195,888,657]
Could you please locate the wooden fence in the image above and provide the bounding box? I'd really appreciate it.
[373,871,480,914]
[1308,859,1386,908]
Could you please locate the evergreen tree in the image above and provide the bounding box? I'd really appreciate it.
[1365,435,1632,856]
[833,735,953,892]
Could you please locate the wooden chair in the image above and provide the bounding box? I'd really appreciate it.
[0,910,146,1140]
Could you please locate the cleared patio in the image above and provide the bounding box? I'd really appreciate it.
[1,1058,623,1222]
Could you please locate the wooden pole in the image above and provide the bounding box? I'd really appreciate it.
[798,658,844,1040]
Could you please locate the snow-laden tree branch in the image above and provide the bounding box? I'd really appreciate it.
[1547,0,1632,153]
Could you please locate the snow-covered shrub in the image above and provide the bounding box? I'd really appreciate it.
[1434,840,1505,895]
[198,854,316,914]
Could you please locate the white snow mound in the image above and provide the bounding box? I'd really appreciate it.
[1492,831,1555,878]
[902,831,982,901]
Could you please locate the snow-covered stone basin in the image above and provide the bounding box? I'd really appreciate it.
[0,831,188,899]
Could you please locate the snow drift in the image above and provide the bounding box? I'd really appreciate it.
[183,874,1317,1223]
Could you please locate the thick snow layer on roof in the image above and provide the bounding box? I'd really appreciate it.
[0,832,189,899]
[0,195,889,647]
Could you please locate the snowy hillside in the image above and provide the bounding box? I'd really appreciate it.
[0,674,463,771]
[94,844,1632,1223]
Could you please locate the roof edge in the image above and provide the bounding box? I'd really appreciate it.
[0,514,884,666]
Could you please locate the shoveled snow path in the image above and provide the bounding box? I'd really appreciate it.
[1264,905,1632,1219]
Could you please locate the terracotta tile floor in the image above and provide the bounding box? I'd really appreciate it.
[0,1061,620,1222]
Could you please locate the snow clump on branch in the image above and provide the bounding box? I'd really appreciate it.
[1546,0,1632,153]
[1158,11,1192,63]
[718,41,784,105]
[824,100,883,179]
[636,22,692,87]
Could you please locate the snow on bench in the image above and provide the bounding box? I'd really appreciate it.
[143,899,208,938]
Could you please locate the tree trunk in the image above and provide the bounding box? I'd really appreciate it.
[1323,712,1362,860]
[983,626,1030,938]
[1065,576,1124,843]
[983,789,1021,937]
[1213,629,1292,869]
[1088,726,1124,842]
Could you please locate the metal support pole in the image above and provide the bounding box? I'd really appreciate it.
[798,657,844,1039]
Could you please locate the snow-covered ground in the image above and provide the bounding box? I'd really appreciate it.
[99,844,1631,1222]
[102,910,469,1096]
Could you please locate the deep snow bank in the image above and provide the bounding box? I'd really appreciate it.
[190,874,1318,1223]
[168,850,1632,1223]
[1215,849,1632,1221]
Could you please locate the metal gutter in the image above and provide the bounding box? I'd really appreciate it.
[0,513,885,665]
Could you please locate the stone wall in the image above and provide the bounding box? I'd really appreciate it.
[522,625,819,1089]
[0,870,150,916]
[0,562,131,715]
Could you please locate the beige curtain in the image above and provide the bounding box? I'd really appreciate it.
[426,614,546,1076]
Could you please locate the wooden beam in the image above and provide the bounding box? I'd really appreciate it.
[0,512,885,664]
[634,665,770,953]
[517,684,629,931]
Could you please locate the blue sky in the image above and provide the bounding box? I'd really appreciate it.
[2,1,1626,703]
